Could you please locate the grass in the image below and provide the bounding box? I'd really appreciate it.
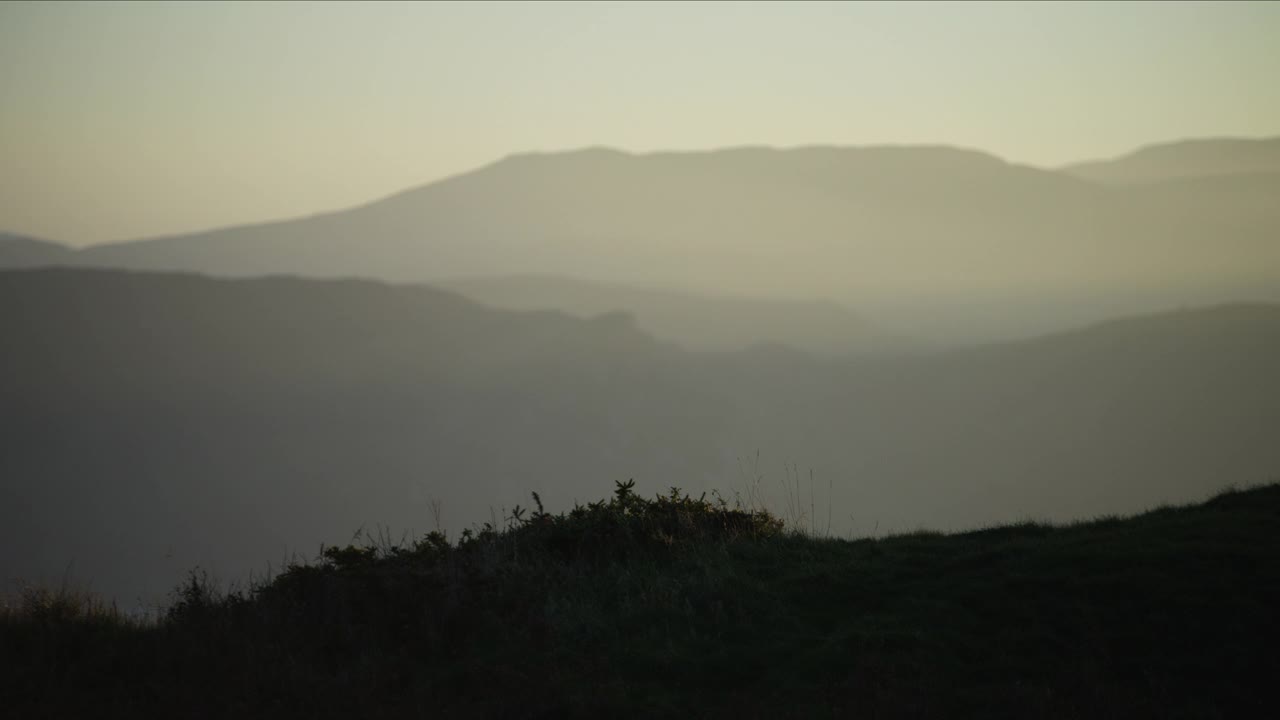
[4,480,1279,718]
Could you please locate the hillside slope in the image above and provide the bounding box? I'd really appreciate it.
[3,269,1279,606]
[5,481,1279,718]
[0,234,74,268]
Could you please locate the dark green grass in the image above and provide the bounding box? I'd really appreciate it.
[5,481,1280,719]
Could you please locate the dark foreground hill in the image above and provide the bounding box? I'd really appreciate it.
[4,481,1278,719]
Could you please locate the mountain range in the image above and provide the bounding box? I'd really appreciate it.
[4,136,1278,345]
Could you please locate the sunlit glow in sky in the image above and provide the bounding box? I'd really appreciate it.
[2,0,1277,245]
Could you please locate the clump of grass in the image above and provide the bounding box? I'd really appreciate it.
[1,580,140,626]
[283,478,785,581]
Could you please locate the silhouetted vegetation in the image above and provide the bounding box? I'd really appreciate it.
[5,481,1279,718]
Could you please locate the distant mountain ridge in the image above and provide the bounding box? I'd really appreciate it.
[438,273,911,355]
[0,233,74,268]
[1062,137,1280,184]
[3,136,1277,342]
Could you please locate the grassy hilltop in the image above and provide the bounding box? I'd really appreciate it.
[5,480,1279,719]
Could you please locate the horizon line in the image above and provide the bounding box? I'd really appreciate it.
[6,133,1277,250]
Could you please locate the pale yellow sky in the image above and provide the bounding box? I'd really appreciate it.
[2,1,1278,246]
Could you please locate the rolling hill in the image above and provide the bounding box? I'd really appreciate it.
[7,481,1280,717]
[0,233,74,268]
[3,268,1278,606]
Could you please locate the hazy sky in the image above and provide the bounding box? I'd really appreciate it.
[2,1,1278,246]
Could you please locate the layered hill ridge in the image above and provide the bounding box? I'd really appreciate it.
[0,233,74,268]
[4,268,1279,606]
[63,143,1103,294]
[1062,136,1280,184]
[5,137,1278,342]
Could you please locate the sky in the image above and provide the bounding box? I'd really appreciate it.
[2,0,1278,246]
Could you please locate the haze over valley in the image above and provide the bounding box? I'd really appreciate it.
[3,262,1279,604]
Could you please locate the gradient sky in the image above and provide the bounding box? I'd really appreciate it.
[2,1,1278,246]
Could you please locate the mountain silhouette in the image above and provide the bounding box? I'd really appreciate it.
[1062,137,1280,184]
[5,139,1276,341]
[0,233,74,268]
